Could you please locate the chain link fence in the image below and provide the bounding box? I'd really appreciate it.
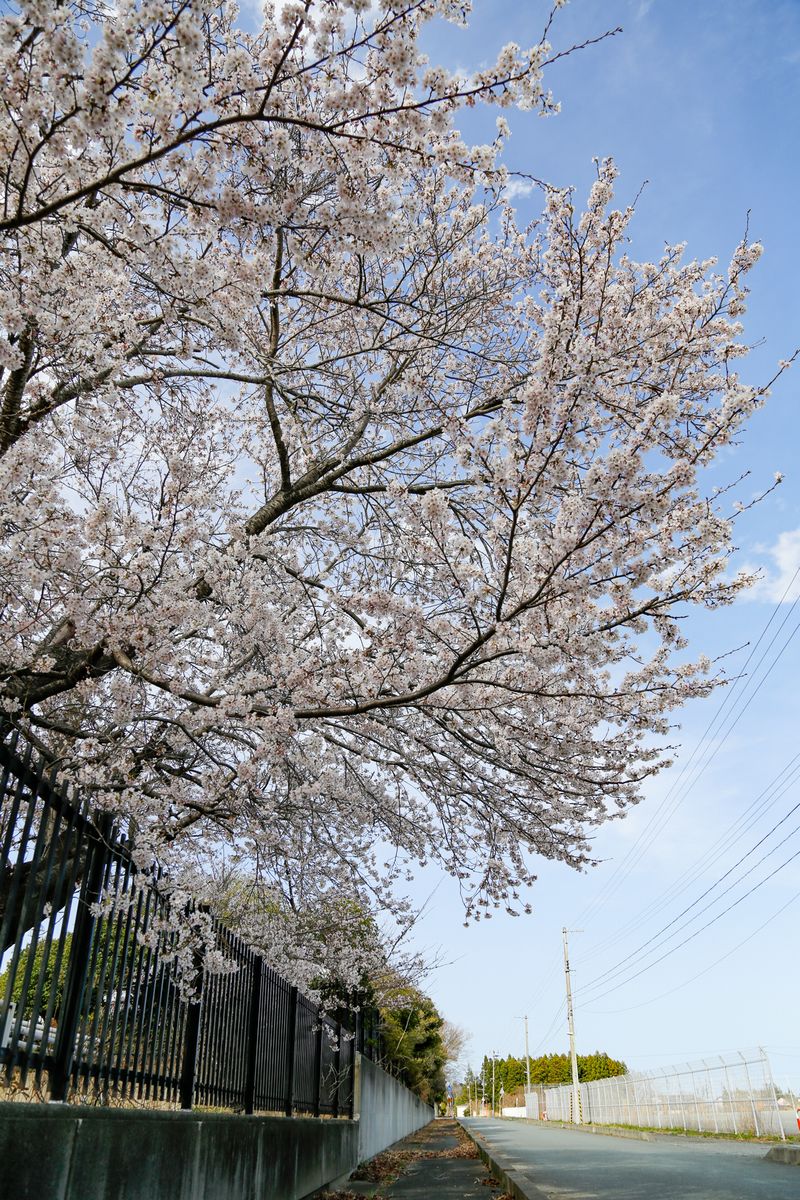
[525,1049,795,1138]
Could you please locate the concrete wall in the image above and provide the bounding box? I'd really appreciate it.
[0,1057,433,1200]
[356,1054,434,1162]
[0,1102,358,1200]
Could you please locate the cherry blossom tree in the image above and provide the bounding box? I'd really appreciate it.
[0,1,779,988]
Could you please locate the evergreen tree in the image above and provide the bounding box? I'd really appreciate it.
[464,1049,627,1101]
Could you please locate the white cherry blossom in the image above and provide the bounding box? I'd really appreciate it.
[0,1,783,991]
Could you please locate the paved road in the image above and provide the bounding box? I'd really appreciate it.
[463,1118,798,1199]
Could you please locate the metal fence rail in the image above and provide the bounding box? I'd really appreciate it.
[0,724,378,1112]
[526,1050,790,1138]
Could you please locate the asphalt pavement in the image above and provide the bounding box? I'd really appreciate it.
[462,1117,799,1200]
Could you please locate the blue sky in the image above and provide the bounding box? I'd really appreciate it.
[403,0,800,1091]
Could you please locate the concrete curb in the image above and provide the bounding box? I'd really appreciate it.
[764,1145,800,1165]
[458,1122,549,1200]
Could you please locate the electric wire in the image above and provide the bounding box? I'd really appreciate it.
[578,758,800,974]
[583,602,800,941]
[575,841,800,1004]
[581,884,800,1015]
[572,565,800,934]
[577,817,800,999]
[578,751,800,966]
[526,577,800,1035]
[576,782,800,994]
[575,602,800,963]
[525,954,562,1012]
[522,761,800,1044]
[531,999,567,1057]
[618,754,800,929]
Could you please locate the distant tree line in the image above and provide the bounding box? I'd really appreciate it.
[457,1051,627,1107]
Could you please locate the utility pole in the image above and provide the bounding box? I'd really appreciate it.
[562,927,581,1124]
[491,1051,496,1116]
[524,1014,532,1098]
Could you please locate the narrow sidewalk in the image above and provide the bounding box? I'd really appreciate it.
[322,1118,512,1199]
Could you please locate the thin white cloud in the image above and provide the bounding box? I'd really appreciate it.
[743,527,800,603]
[504,179,536,200]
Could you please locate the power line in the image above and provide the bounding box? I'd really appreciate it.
[524,766,800,1036]
[581,885,800,1016]
[583,602,800,942]
[576,842,800,1005]
[578,751,800,966]
[530,578,800,1029]
[525,953,563,1012]
[531,999,567,1056]
[577,783,800,994]
[572,567,800,935]
[651,753,800,897]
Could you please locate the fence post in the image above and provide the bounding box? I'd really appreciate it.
[243,955,263,1116]
[179,1001,201,1110]
[284,986,298,1116]
[739,1051,760,1136]
[690,1066,702,1132]
[759,1046,786,1142]
[702,1060,718,1133]
[312,1005,323,1118]
[351,1005,362,1117]
[48,814,112,1102]
[649,1070,661,1129]
[349,1035,357,1120]
[179,919,206,1111]
[333,1017,342,1118]
[721,1061,737,1134]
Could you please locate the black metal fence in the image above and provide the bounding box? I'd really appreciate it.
[0,723,381,1113]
